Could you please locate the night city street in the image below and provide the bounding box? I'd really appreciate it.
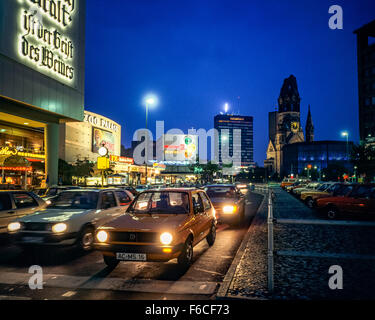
[0,192,263,300]
[0,0,375,316]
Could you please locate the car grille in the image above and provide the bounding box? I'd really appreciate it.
[23,222,51,232]
[108,232,159,243]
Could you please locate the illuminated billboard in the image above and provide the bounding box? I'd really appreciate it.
[163,134,198,163]
[92,128,115,155]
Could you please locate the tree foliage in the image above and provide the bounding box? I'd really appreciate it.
[350,143,375,182]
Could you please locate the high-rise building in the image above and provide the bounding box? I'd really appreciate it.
[214,114,254,167]
[354,20,375,146]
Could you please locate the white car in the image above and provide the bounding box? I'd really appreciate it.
[8,188,134,251]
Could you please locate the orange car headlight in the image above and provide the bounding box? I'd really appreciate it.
[223,205,237,214]
[160,232,173,245]
[97,230,109,243]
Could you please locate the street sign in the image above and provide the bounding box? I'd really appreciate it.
[97,157,110,170]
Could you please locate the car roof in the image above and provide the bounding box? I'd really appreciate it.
[0,190,31,193]
[57,188,120,193]
[144,188,198,192]
[204,184,235,187]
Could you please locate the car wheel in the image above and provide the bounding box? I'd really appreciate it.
[78,226,95,251]
[206,224,216,246]
[103,255,119,269]
[305,197,314,208]
[178,238,193,267]
[326,207,339,220]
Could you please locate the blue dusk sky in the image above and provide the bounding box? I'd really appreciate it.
[85,0,375,165]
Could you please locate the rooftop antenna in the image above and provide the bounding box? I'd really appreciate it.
[237,96,241,115]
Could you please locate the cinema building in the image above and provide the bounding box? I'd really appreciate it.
[0,0,86,188]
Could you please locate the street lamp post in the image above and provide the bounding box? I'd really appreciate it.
[341,131,349,160]
[144,95,157,185]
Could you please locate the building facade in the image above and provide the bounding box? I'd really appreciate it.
[282,141,354,178]
[60,110,121,163]
[354,20,375,146]
[214,114,254,168]
[0,0,86,187]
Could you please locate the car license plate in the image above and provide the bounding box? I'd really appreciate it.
[22,237,43,244]
[116,253,147,261]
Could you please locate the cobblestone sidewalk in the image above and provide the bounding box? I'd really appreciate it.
[225,187,375,300]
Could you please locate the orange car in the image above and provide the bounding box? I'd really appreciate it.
[281,178,296,189]
[316,184,375,219]
[94,188,217,268]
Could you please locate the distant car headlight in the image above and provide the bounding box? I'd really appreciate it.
[8,222,21,232]
[97,230,108,243]
[52,223,67,233]
[223,205,237,214]
[160,232,173,245]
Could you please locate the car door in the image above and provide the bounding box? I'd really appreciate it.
[97,191,123,226]
[0,193,15,233]
[199,191,214,235]
[348,186,373,215]
[11,192,42,218]
[191,192,206,243]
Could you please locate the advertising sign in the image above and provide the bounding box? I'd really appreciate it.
[92,128,115,154]
[164,134,198,163]
[0,0,83,88]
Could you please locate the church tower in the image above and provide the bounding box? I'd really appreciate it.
[278,74,300,113]
[265,75,305,176]
[305,105,314,143]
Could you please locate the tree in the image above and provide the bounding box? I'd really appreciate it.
[58,159,74,185]
[321,163,348,182]
[350,143,375,182]
[189,158,220,184]
[73,158,95,178]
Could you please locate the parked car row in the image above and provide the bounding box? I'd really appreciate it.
[285,181,375,219]
[2,183,249,269]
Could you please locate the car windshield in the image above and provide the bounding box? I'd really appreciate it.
[334,185,353,196]
[128,191,190,214]
[47,191,99,210]
[326,184,340,192]
[205,186,237,198]
[316,184,328,191]
[45,188,58,196]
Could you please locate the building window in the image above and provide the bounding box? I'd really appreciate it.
[366,98,371,106]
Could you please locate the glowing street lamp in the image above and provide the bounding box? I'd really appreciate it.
[143,94,158,184]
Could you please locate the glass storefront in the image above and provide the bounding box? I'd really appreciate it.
[0,121,45,189]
